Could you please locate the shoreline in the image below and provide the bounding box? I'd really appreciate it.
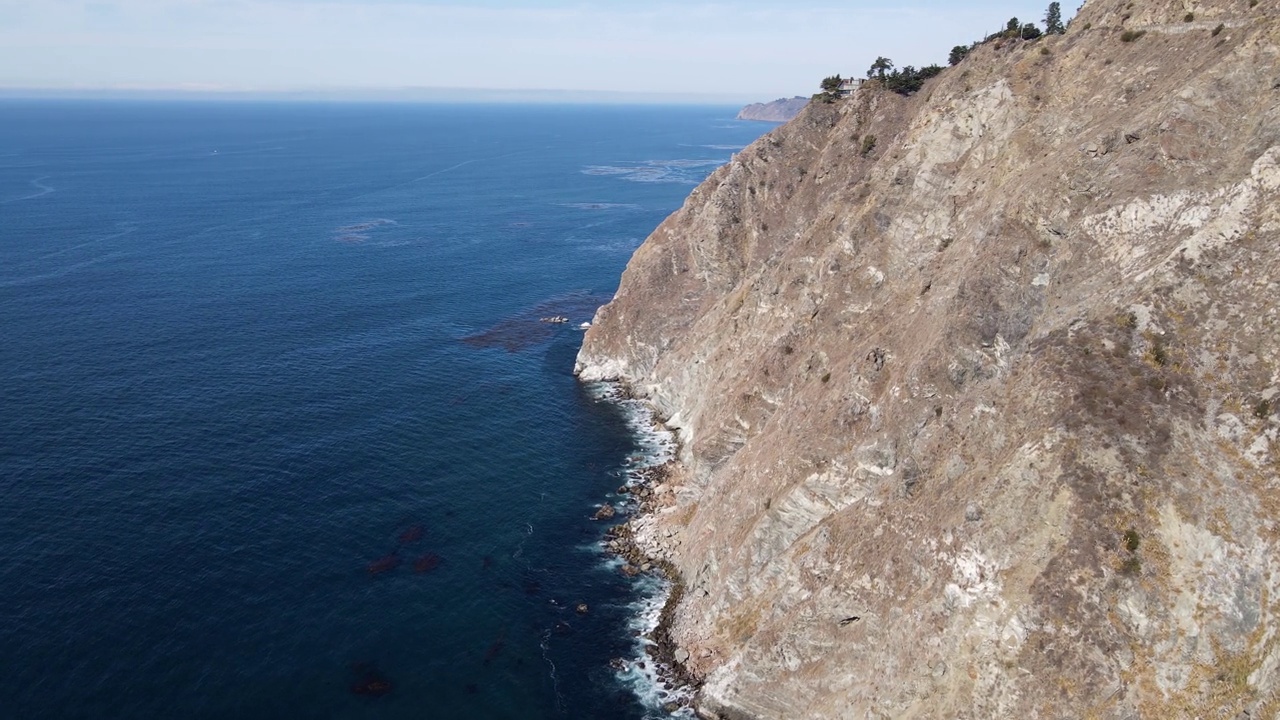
[587,380,699,716]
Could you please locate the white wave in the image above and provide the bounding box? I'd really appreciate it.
[30,223,138,264]
[586,382,676,475]
[1,176,55,204]
[678,143,746,151]
[588,380,691,716]
[616,579,696,718]
[558,202,643,211]
[0,250,129,288]
[582,158,726,185]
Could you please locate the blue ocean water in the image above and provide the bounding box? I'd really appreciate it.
[0,101,767,719]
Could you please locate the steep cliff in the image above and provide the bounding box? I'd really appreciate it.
[738,97,810,123]
[578,0,1280,717]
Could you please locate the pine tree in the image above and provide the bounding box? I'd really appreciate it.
[867,57,894,79]
[1045,2,1065,34]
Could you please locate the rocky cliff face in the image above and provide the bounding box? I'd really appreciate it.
[737,97,810,123]
[578,1,1280,717]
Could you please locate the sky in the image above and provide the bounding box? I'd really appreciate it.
[0,0,1075,102]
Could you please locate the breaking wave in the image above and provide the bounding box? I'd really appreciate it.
[586,381,692,717]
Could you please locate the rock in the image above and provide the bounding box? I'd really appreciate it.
[641,562,652,572]
[574,10,1280,718]
[621,564,641,577]
[674,648,690,664]
[594,504,616,520]
[662,702,681,714]
[575,603,589,615]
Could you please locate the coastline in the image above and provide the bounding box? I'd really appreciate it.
[586,380,698,716]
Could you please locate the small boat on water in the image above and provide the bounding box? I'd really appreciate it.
[538,316,569,324]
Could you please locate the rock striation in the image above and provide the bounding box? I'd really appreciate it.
[577,0,1280,717]
[737,97,810,123]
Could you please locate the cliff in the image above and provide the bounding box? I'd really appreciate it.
[737,97,810,123]
[577,0,1280,717]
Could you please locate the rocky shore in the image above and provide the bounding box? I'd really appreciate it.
[591,382,699,715]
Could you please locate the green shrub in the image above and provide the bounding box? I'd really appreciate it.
[1120,29,1146,42]
[1184,12,1195,21]
[1256,398,1273,419]
[860,135,877,157]
[1123,528,1141,552]
[1149,342,1169,366]
[1040,46,1051,55]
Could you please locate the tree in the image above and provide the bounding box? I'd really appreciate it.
[867,57,894,79]
[815,75,843,103]
[949,45,970,66]
[1006,17,1021,33]
[1044,2,1066,34]
[1021,22,1043,40]
[882,65,944,96]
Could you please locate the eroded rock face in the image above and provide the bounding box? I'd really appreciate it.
[577,0,1280,717]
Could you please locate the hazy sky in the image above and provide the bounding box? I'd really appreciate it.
[0,0,1071,100]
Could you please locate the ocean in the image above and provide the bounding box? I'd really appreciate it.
[0,101,768,719]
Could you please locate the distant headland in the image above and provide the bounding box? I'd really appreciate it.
[735,96,808,122]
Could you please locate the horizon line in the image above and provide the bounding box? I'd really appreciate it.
[0,84,791,106]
